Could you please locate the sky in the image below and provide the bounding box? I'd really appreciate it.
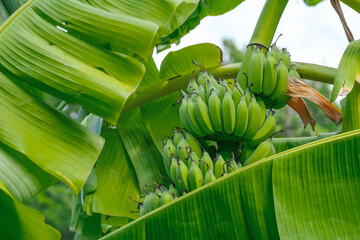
[153,1,360,69]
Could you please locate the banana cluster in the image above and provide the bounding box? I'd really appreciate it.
[247,45,301,109]
[179,68,276,142]
[137,129,276,216]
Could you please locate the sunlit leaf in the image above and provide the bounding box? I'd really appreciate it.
[0,143,56,202]
[117,108,166,187]
[87,127,141,218]
[0,71,104,193]
[0,189,60,240]
[160,43,223,80]
[100,129,360,239]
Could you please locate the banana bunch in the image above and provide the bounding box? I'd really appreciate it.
[135,128,276,216]
[179,66,277,142]
[246,45,301,109]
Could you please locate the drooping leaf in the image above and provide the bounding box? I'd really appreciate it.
[158,0,245,49]
[70,194,102,237]
[159,43,223,80]
[79,0,199,38]
[0,0,155,123]
[100,129,360,239]
[141,93,182,152]
[331,40,360,102]
[0,71,104,194]
[0,189,60,240]
[86,127,141,218]
[0,143,56,202]
[117,108,166,188]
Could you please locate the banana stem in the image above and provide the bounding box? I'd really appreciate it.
[122,62,336,113]
[236,0,289,88]
[249,0,289,47]
[293,62,336,85]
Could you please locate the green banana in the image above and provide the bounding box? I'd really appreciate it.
[289,65,301,79]
[196,68,209,87]
[227,159,238,173]
[214,154,227,178]
[243,139,273,166]
[170,157,182,193]
[140,205,145,216]
[176,159,190,192]
[232,82,243,107]
[256,97,266,126]
[194,95,215,135]
[208,73,220,92]
[176,137,190,165]
[143,192,151,214]
[222,91,236,134]
[263,52,277,96]
[218,81,227,100]
[185,132,202,159]
[280,48,291,70]
[205,80,217,99]
[248,47,263,94]
[204,167,216,184]
[187,77,198,93]
[198,85,207,103]
[270,60,289,102]
[244,89,251,105]
[185,98,207,137]
[150,191,160,212]
[163,139,176,176]
[270,45,281,63]
[168,183,180,197]
[233,96,248,138]
[208,89,223,132]
[199,151,213,176]
[188,161,204,191]
[242,95,262,139]
[173,130,184,146]
[236,45,254,90]
[187,151,200,168]
[179,97,194,135]
[248,110,276,146]
[160,190,173,206]
[268,140,276,157]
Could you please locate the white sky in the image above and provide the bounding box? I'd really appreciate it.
[153,1,360,69]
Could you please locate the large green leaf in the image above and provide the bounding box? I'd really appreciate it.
[86,127,141,218]
[0,143,56,202]
[159,43,223,80]
[0,0,153,123]
[117,108,166,187]
[0,189,60,240]
[79,0,199,38]
[158,0,245,48]
[100,129,360,239]
[141,93,181,152]
[0,71,104,193]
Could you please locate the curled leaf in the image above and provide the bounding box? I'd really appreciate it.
[287,76,342,125]
[287,97,316,130]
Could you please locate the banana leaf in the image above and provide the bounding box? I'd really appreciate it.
[100,129,360,239]
[85,127,141,219]
[0,71,104,194]
[0,144,56,202]
[0,189,60,240]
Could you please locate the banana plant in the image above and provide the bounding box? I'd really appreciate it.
[0,0,359,239]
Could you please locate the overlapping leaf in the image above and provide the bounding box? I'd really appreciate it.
[0,71,104,194]
[86,127,141,219]
[100,129,360,239]
[0,189,60,240]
